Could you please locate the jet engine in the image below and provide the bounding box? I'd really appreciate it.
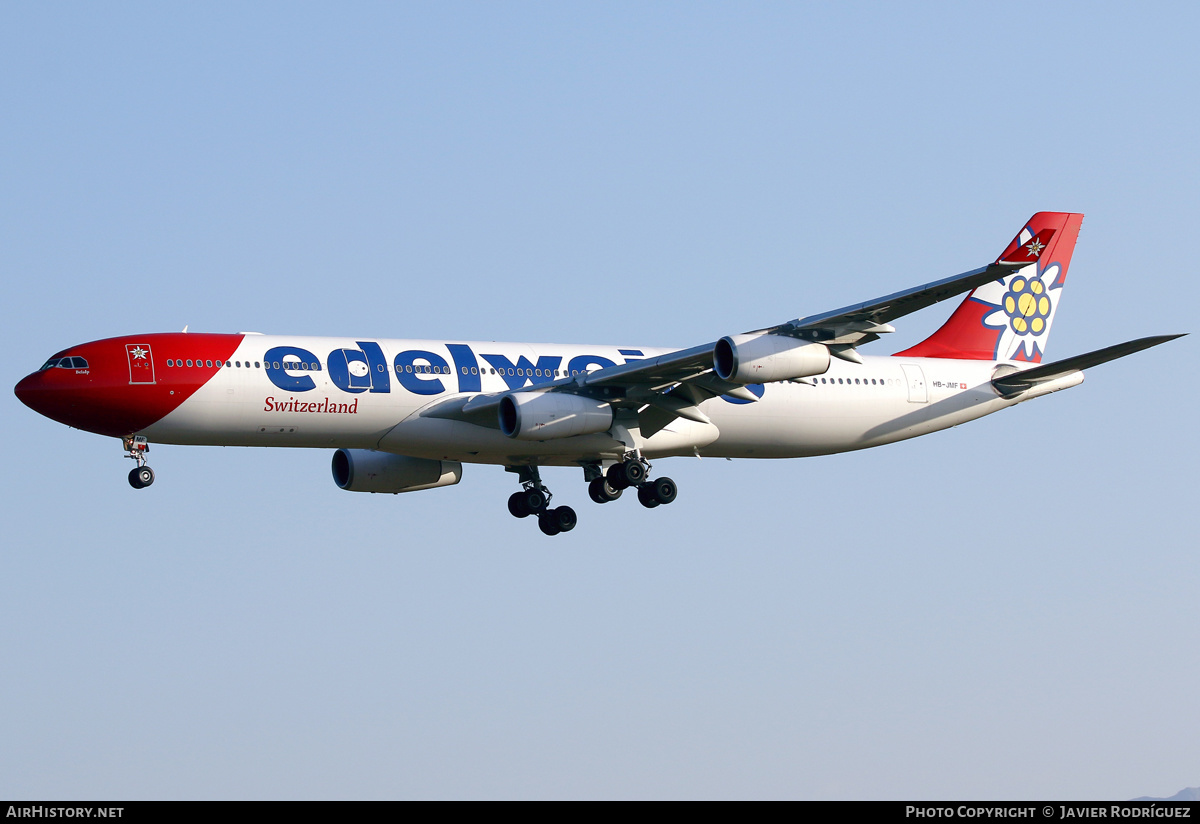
[498,392,613,440]
[331,449,462,494]
[713,334,831,384]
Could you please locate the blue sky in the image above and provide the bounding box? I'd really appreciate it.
[2,2,1196,799]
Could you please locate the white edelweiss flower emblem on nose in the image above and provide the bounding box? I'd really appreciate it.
[130,346,149,360]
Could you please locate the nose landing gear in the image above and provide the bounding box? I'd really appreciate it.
[123,435,155,489]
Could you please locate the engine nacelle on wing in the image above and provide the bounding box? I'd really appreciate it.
[498,392,613,440]
[713,334,831,384]
[331,449,462,494]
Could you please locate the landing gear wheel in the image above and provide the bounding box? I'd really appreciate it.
[588,477,622,503]
[651,476,677,505]
[538,509,563,536]
[508,491,531,518]
[554,505,577,533]
[128,466,154,489]
[523,488,548,513]
[606,460,645,490]
[637,484,661,508]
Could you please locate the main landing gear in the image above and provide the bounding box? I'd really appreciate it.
[507,455,678,535]
[595,456,677,509]
[506,465,577,536]
[123,435,155,489]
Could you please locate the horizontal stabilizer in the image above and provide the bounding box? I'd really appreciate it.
[991,334,1185,395]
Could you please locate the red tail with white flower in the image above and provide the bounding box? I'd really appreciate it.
[894,212,1084,363]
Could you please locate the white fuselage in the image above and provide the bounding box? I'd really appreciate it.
[139,335,1074,467]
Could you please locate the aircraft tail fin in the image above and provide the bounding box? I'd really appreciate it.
[895,212,1084,362]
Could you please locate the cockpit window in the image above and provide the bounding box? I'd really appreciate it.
[39,357,89,370]
[41,355,88,369]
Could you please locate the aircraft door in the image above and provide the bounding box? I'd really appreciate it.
[900,363,927,403]
[125,343,156,384]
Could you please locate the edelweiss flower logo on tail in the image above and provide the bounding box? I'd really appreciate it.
[892,212,1081,362]
[968,226,1066,362]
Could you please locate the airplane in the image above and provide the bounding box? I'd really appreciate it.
[14,211,1183,535]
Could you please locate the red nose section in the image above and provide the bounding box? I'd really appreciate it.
[14,372,42,414]
[16,333,244,437]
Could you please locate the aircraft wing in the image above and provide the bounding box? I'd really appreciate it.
[422,260,1029,430]
[545,259,1026,396]
[752,261,1022,351]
